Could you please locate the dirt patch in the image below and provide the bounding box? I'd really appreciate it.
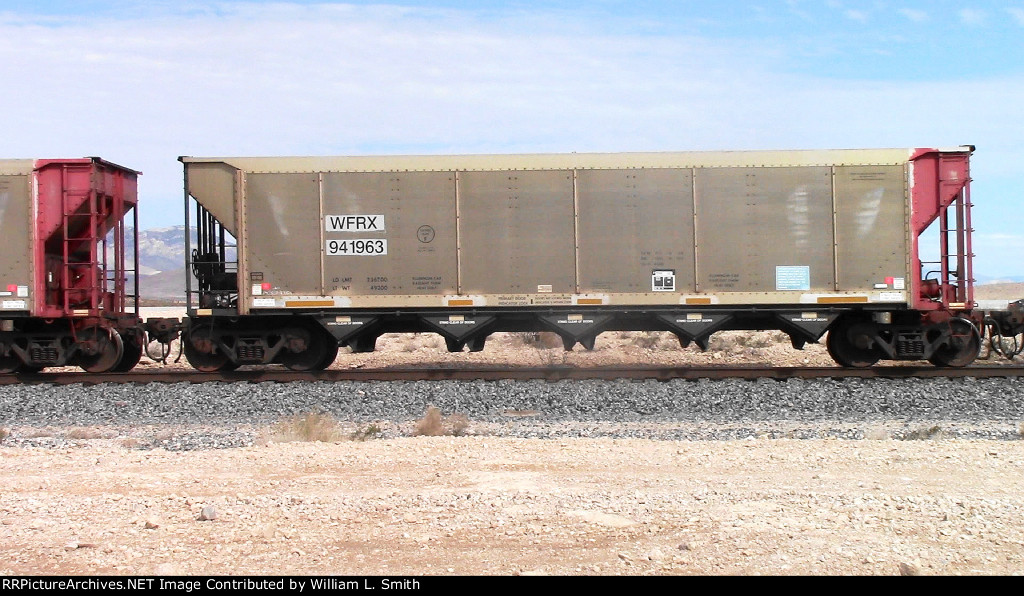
[2,437,1023,575]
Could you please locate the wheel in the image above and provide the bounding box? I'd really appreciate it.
[78,328,125,373]
[929,319,981,367]
[279,326,338,371]
[315,340,339,370]
[0,351,24,374]
[111,331,144,372]
[826,319,881,368]
[183,325,235,372]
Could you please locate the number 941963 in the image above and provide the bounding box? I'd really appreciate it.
[326,239,388,256]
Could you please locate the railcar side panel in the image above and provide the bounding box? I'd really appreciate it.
[833,165,908,292]
[183,150,949,311]
[0,173,32,313]
[695,167,835,293]
[244,173,321,296]
[457,169,576,295]
[576,168,696,294]
[322,171,458,296]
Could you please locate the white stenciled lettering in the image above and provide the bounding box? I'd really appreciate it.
[326,239,388,256]
[326,214,385,232]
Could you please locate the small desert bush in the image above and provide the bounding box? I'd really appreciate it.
[0,427,8,441]
[899,425,944,441]
[538,347,570,367]
[447,414,470,436]
[414,406,445,436]
[413,406,471,437]
[515,332,564,349]
[266,411,346,443]
[350,423,384,442]
[710,331,789,351]
[626,331,680,350]
[120,437,142,449]
[153,429,177,442]
[629,331,661,350]
[397,333,445,353]
[66,427,105,440]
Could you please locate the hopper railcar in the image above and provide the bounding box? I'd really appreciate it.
[0,158,143,373]
[176,146,990,371]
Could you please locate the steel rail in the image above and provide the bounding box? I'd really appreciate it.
[2,365,1023,386]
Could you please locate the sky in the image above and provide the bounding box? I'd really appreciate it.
[0,0,1021,278]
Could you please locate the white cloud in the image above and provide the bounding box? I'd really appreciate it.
[958,8,987,26]
[898,8,928,23]
[844,9,869,23]
[0,5,782,156]
[786,0,815,22]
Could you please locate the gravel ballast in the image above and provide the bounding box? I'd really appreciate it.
[2,376,1023,448]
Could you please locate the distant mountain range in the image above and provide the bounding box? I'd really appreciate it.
[136,226,189,275]
[127,226,1024,300]
[130,226,190,300]
[975,275,1024,284]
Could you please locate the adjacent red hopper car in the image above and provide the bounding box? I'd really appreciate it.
[0,158,142,372]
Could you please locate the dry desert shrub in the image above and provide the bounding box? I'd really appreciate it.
[708,332,739,352]
[397,333,445,353]
[414,406,445,436]
[265,411,346,443]
[535,345,571,367]
[900,425,944,440]
[120,437,142,449]
[512,332,571,366]
[0,427,8,441]
[627,331,679,350]
[66,427,105,440]
[515,332,564,350]
[413,406,471,437]
[350,423,384,442]
[153,429,177,442]
[629,331,661,350]
[447,414,470,436]
[712,331,789,351]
